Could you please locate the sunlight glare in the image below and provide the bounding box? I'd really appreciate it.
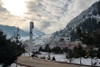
[2,0,29,16]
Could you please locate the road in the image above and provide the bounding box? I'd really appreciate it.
[17,56,88,67]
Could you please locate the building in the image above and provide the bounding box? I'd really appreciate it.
[55,37,70,48]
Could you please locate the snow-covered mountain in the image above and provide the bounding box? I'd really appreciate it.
[21,35,52,45]
[0,25,45,37]
[53,1,100,41]
[33,29,45,36]
[33,35,52,45]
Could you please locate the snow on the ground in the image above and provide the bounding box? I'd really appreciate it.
[71,58,100,66]
[0,65,2,67]
[20,52,100,66]
[37,54,66,61]
[40,52,49,55]
[36,53,100,66]
[9,63,25,67]
[21,52,33,56]
[0,63,25,67]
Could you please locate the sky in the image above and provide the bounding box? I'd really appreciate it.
[0,0,99,34]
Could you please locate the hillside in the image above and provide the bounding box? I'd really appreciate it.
[0,25,45,37]
[53,1,100,41]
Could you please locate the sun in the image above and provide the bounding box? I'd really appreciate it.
[1,0,29,16]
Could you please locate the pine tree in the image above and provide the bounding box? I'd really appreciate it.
[73,46,79,58]
[72,44,86,65]
[51,47,56,52]
[78,45,86,65]
[77,27,100,66]
[0,28,25,67]
[45,44,51,52]
[63,47,68,53]
[68,49,73,63]
[11,27,25,56]
[55,46,61,54]
[39,46,43,51]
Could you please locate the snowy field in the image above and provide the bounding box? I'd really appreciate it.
[36,52,100,66]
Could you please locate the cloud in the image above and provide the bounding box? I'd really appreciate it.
[26,1,43,12]
[0,5,7,12]
[0,0,30,31]
[0,0,99,34]
[25,0,99,34]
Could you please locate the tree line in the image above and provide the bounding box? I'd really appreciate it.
[39,44,68,54]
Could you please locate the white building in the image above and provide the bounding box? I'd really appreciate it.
[55,37,70,48]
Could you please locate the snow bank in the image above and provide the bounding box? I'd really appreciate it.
[37,54,100,66]
[37,54,66,61]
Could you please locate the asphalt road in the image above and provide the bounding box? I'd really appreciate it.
[17,56,88,67]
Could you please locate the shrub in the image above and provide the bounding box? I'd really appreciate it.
[48,54,50,60]
[41,56,45,59]
[52,56,56,61]
[31,53,35,57]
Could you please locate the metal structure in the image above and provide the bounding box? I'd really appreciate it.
[29,22,34,52]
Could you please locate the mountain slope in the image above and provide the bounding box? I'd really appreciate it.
[33,29,45,36]
[53,1,100,41]
[0,25,45,37]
